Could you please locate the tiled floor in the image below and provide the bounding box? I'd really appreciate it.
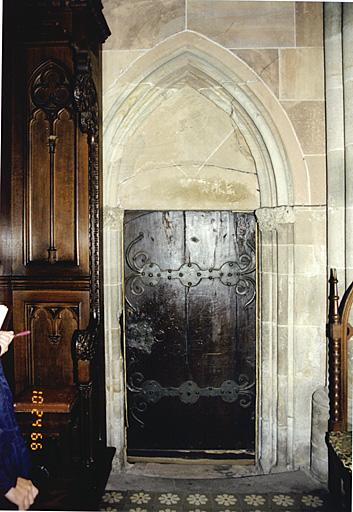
[101,470,332,512]
[100,489,331,511]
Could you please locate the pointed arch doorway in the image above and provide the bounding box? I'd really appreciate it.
[103,31,310,472]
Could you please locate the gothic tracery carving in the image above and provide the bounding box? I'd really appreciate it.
[31,63,72,115]
[73,50,101,359]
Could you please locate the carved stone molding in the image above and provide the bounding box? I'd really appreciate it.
[103,207,124,230]
[255,206,295,232]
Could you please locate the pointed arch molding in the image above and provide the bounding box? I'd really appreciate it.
[103,31,310,474]
[104,31,309,207]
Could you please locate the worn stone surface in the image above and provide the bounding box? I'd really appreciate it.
[296,2,323,47]
[187,1,295,48]
[281,101,325,154]
[103,0,185,50]
[304,155,326,206]
[116,84,259,210]
[294,245,326,277]
[107,469,326,490]
[279,48,324,100]
[294,207,326,246]
[233,49,279,97]
[103,50,146,91]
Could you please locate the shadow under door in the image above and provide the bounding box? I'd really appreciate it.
[124,211,256,461]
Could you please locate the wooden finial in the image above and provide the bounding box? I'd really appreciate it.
[329,268,339,324]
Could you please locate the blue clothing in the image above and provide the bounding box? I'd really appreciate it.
[0,360,31,495]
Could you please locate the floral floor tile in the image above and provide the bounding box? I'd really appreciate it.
[100,491,331,512]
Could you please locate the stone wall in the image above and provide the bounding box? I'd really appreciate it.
[325,1,353,441]
[102,1,327,475]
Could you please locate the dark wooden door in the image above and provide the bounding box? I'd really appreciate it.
[124,211,256,460]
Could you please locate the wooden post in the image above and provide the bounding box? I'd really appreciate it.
[328,268,343,431]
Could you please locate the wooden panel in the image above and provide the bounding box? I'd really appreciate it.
[53,109,76,262]
[13,290,90,395]
[124,211,256,458]
[28,109,51,261]
[10,45,90,275]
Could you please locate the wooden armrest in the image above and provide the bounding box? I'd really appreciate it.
[14,385,78,413]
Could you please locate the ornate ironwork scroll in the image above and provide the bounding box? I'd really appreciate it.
[125,233,255,307]
[128,373,255,428]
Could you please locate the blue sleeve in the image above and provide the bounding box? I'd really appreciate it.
[0,428,17,494]
[0,361,31,496]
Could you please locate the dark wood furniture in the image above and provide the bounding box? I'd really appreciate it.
[15,385,80,470]
[327,269,352,511]
[0,1,114,508]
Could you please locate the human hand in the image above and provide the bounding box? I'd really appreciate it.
[0,330,14,356]
[5,477,39,510]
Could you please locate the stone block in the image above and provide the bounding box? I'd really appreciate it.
[103,49,146,91]
[294,207,326,245]
[104,229,123,286]
[281,101,325,154]
[103,0,185,50]
[294,326,326,378]
[303,155,326,206]
[327,150,345,208]
[310,386,329,483]
[260,321,275,376]
[277,273,290,323]
[326,87,344,151]
[233,49,279,97]
[187,1,295,48]
[279,49,324,100]
[295,3,323,47]
[260,272,275,322]
[259,242,275,273]
[344,81,353,145]
[311,456,328,484]
[294,245,325,277]
[294,276,326,326]
[277,326,289,378]
[104,284,122,330]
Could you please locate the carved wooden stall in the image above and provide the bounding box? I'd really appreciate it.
[0,0,113,507]
[327,270,352,511]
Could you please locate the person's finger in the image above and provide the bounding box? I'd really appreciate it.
[24,494,31,510]
[19,498,28,511]
[0,331,14,340]
[32,484,39,500]
[0,332,13,355]
[29,483,37,502]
